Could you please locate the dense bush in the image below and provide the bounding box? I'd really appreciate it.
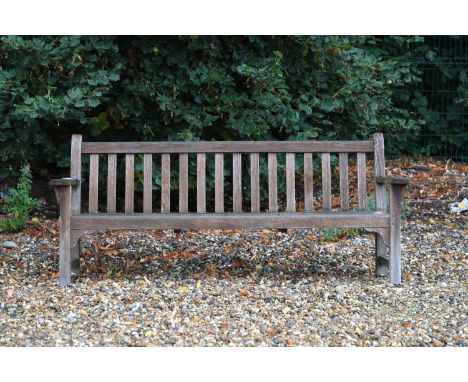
[0,36,466,185]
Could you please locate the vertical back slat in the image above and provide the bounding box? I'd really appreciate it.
[232,153,242,212]
[197,153,206,213]
[268,153,278,212]
[161,154,170,213]
[179,153,188,213]
[304,153,314,212]
[88,154,99,213]
[215,153,224,213]
[143,154,153,213]
[286,153,296,212]
[373,133,387,212]
[357,152,367,210]
[321,153,332,211]
[339,153,349,211]
[70,134,82,214]
[250,153,260,212]
[125,154,134,213]
[107,154,117,213]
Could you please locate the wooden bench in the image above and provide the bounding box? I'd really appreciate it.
[50,133,408,287]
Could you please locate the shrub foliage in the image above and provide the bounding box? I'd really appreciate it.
[0,36,466,182]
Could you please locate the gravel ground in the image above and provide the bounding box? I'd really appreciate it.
[0,162,467,346]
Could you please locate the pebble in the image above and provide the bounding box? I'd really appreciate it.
[0,161,466,346]
[2,240,17,249]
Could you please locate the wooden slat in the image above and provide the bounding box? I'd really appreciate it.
[321,153,332,211]
[357,152,367,210]
[197,154,206,213]
[88,154,99,213]
[70,134,82,214]
[143,154,153,213]
[125,154,134,213]
[82,141,375,154]
[304,153,314,212]
[215,153,224,213]
[107,154,117,213]
[72,211,390,231]
[339,153,349,211]
[250,153,260,212]
[268,153,278,212]
[286,153,296,212]
[161,154,170,213]
[179,153,188,213]
[232,153,242,212]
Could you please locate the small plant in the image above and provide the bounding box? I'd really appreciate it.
[0,165,41,231]
[367,193,411,219]
[321,228,342,242]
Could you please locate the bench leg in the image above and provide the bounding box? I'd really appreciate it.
[389,184,405,285]
[375,234,389,276]
[70,238,81,276]
[56,186,72,287]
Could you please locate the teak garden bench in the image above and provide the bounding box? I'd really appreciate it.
[50,133,408,287]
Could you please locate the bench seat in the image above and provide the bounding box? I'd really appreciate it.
[71,211,390,230]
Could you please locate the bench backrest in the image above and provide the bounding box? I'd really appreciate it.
[69,134,387,215]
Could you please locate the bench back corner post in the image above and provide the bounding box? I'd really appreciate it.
[70,134,82,215]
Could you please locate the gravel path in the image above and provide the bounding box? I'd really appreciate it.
[0,162,467,346]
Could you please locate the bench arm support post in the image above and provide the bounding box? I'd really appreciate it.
[49,178,79,286]
[384,179,409,285]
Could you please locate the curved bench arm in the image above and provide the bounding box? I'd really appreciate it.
[375,176,409,186]
[49,178,80,187]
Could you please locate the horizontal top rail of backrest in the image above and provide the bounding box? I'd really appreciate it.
[81,140,374,154]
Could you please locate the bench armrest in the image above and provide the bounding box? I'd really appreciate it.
[375,176,409,186]
[49,178,80,187]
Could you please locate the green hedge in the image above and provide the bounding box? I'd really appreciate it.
[0,36,466,183]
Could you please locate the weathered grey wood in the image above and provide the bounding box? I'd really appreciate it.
[268,153,278,212]
[357,152,367,210]
[375,237,389,276]
[339,153,349,211]
[143,154,153,213]
[215,153,224,213]
[286,153,296,212]
[233,153,242,212]
[57,186,72,286]
[70,134,82,214]
[49,178,79,187]
[250,153,260,212]
[376,176,409,185]
[161,154,171,213]
[304,153,314,212]
[125,154,134,213]
[70,240,81,276]
[107,154,117,213]
[321,153,331,211]
[88,154,99,213]
[82,140,374,154]
[197,154,206,213]
[373,133,388,275]
[373,133,387,211]
[389,183,405,285]
[179,154,188,213]
[72,211,390,231]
